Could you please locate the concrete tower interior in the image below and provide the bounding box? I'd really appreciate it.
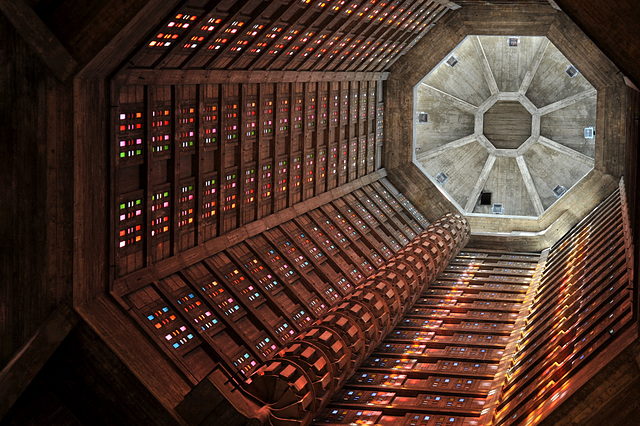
[1,0,640,425]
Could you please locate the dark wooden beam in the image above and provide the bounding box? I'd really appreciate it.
[76,0,181,79]
[0,0,77,81]
[0,304,78,419]
[176,366,259,425]
[539,327,640,426]
[553,0,640,89]
[75,296,193,413]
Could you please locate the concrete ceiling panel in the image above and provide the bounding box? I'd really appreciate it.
[419,37,491,107]
[473,156,537,217]
[480,35,547,93]
[540,95,597,158]
[526,41,596,108]
[524,141,594,209]
[418,140,489,208]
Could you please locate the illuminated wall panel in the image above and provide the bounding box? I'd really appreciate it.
[112,78,385,276]
[149,185,171,262]
[116,109,144,163]
[315,249,540,425]
[221,170,239,232]
[114,85,145,276]
[178,179,196,231]
[116,191,144,275]
[202,93,219,151]
[492,187,634,425]
[150,103,172,157]
[123,283,214,381]
[116,179,432,379]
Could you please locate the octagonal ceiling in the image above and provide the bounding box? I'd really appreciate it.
[413,35,597,218]
[484,100,532,149]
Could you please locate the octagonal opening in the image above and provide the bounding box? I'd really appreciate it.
[483,100,532,149]
[412,35,598,219]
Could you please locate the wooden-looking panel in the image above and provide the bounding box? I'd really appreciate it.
[111,78,385,279]
[114,181,431,386]
[0,14,74,366]
[493,187,636,425]
[118,0,455,74]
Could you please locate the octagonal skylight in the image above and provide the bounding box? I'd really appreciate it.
[413,35,597,218]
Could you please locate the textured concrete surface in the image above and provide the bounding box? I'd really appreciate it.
[415,84,475,154]
[419,140,489,208]
[540,95,597,157]
[481,35,548,93]
[473,156,536,216]
[419,36,491,107]
[526,41,595,108]
[524,141,594,209]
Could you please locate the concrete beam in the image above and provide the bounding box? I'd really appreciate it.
[538,136,595,166]
[0,304,78,419]
[0,0,77,81]
[465,155,496,212]
[434,0,462,10]
[473,36,500,95]
[538,88,598,115]
[519,39,550,94]
[516,155,545,215]
[415,134,477,162]
[420,83,479,114]
[475,134,499,156]
[115,70,390,85]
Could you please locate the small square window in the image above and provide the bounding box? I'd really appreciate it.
[508,37,519,47]
[435,172,448,185]
[584,126,595,139]
[418,112,429,123]
[480,192,492,205]
[446,55,458,67]
[566,64,579,78]
[492,203,504,214]
[553,185,567,197]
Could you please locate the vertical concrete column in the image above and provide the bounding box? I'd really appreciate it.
[245,213,470,425]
